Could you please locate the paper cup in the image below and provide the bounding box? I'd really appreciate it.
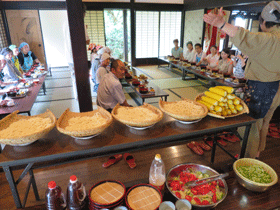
[175,199,192,210]
[159,201,175,210]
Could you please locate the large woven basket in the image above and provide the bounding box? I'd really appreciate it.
[56,107,112,137]
[159,98,208,121]
[112,103,163,127]
[0,109,56,145]
[195,93,249,119]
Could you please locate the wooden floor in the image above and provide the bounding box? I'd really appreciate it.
[0,133,279,210]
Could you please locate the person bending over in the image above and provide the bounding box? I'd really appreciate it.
[95,53,111,91]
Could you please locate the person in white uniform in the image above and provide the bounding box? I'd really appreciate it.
[183,41,195,61]
[97,59,131,112]
[95,53,110,91]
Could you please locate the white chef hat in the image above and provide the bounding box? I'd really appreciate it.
[100,53,110,62]
[261,1,280,23]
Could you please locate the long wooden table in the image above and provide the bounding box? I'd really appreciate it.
[0,75,46,117]
[158,56,244,88]
[125,72,169,104]
[0,114,255,208]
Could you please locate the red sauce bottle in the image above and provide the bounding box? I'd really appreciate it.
[66,175,87,210]
[45,181,66,210]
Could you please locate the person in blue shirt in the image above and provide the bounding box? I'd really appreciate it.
[171,39,183,59]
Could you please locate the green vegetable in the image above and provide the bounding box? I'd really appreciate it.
[216,191,224,200]
[237,165,272,184]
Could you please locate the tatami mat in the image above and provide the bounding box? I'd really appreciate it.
[135,65,181,79]
[171,86,208,100]
[44,78,73,89]
[36,87,75,102]
[31,99,79,118]
[150,78,207,90]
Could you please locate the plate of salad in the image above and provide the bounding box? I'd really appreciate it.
[166,163,228,209]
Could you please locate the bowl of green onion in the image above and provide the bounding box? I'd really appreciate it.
[233,158,278,192]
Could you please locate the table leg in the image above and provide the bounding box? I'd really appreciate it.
[29,169,40,201]
[240,124,252,158]
[3,166,22,208]
[182,68,185,80]
[42,81,46,95]
[164,96,167,101]
[28,111,31,116]
[142,98,145,104]
[211,136,218,164]
[3,163,40,208]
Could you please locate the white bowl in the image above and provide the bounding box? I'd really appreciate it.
[175,199,192,210]
[159,201,175,210]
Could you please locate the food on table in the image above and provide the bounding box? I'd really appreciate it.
[150,87,155,93]
[57,107,112,137]
[159,98,208,121]
[0,110,56,145]
[0,117,52,139]
[168,169,225,205]
[196,86,248,118]
[132,79,140,86]
[209,87,227,97]
[237,165,272,184]
[125,72,132,79]
[138,74,148,80]
[139,85,149,94]
[112,103,163,127]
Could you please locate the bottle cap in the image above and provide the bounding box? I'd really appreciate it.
[70,175,77,183]
[48,181,56,189]
[155,154,161,160]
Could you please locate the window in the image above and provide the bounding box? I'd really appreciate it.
[159,11,182,57]
[0,14,8,49]
[84,11,106,60]
[136,11,159,58]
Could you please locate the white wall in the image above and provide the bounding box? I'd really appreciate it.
[183,9,204,50]
[39,10,71,67]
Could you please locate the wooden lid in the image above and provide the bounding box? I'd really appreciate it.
[127,186,161,210]
[90,182,125,205]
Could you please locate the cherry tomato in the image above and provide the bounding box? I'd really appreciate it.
[201,200,210,205]
[185,195,192,202]
[175,192,181,199]
[218,179,225,188]
[193,197,201,205]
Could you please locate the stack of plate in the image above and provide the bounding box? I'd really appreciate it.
[126,184,162,210]
[89,180,126,210]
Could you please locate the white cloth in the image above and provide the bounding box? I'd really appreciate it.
[96,66,109,85]
[206,54,220,68]
[183,48,195,61]
[101,53,110,62]
[97,72,126,110]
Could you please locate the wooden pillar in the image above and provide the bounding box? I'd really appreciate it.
[66,0,92,112]
[131,0,136,66]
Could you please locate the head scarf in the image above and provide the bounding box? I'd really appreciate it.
[100,53,110,62]
[19,42,29,52]
[261,1,280,23]
[0,47,12,57]
[9,45,17,51]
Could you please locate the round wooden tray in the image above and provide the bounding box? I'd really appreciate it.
[195,93,249,119]
[126,184,162,210]
[89,180,125,206]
